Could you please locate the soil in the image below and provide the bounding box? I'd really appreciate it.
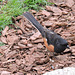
[0,0,75,75]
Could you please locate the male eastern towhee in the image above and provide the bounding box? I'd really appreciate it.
[23,12,69,53]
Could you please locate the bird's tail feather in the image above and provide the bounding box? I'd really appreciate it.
[23,12,45,37]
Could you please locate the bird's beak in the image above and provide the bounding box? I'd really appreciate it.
[67,45,70,49]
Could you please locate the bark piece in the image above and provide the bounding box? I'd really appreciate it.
[30,31,41,40]
[41,10,51,17]
[1,36,7,44]
[2,26,9,36]
[47,6,62,15]
[66,0,74,7]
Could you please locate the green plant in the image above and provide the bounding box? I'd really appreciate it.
[24,0,54,11]
[0,0,54,32]
[0,0,2,2]
[0,42,5,46]
[0,0,25,31]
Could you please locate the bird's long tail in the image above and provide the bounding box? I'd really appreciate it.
[23,12,45,37]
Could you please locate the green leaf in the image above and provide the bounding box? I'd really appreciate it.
[0,42,5,46]
[0,0,54,33]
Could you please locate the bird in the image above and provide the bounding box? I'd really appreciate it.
[23,12,69,53]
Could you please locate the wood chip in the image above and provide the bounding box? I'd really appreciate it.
[41,10,51,17]
[66,0,74,7]
[2,26,9,36]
